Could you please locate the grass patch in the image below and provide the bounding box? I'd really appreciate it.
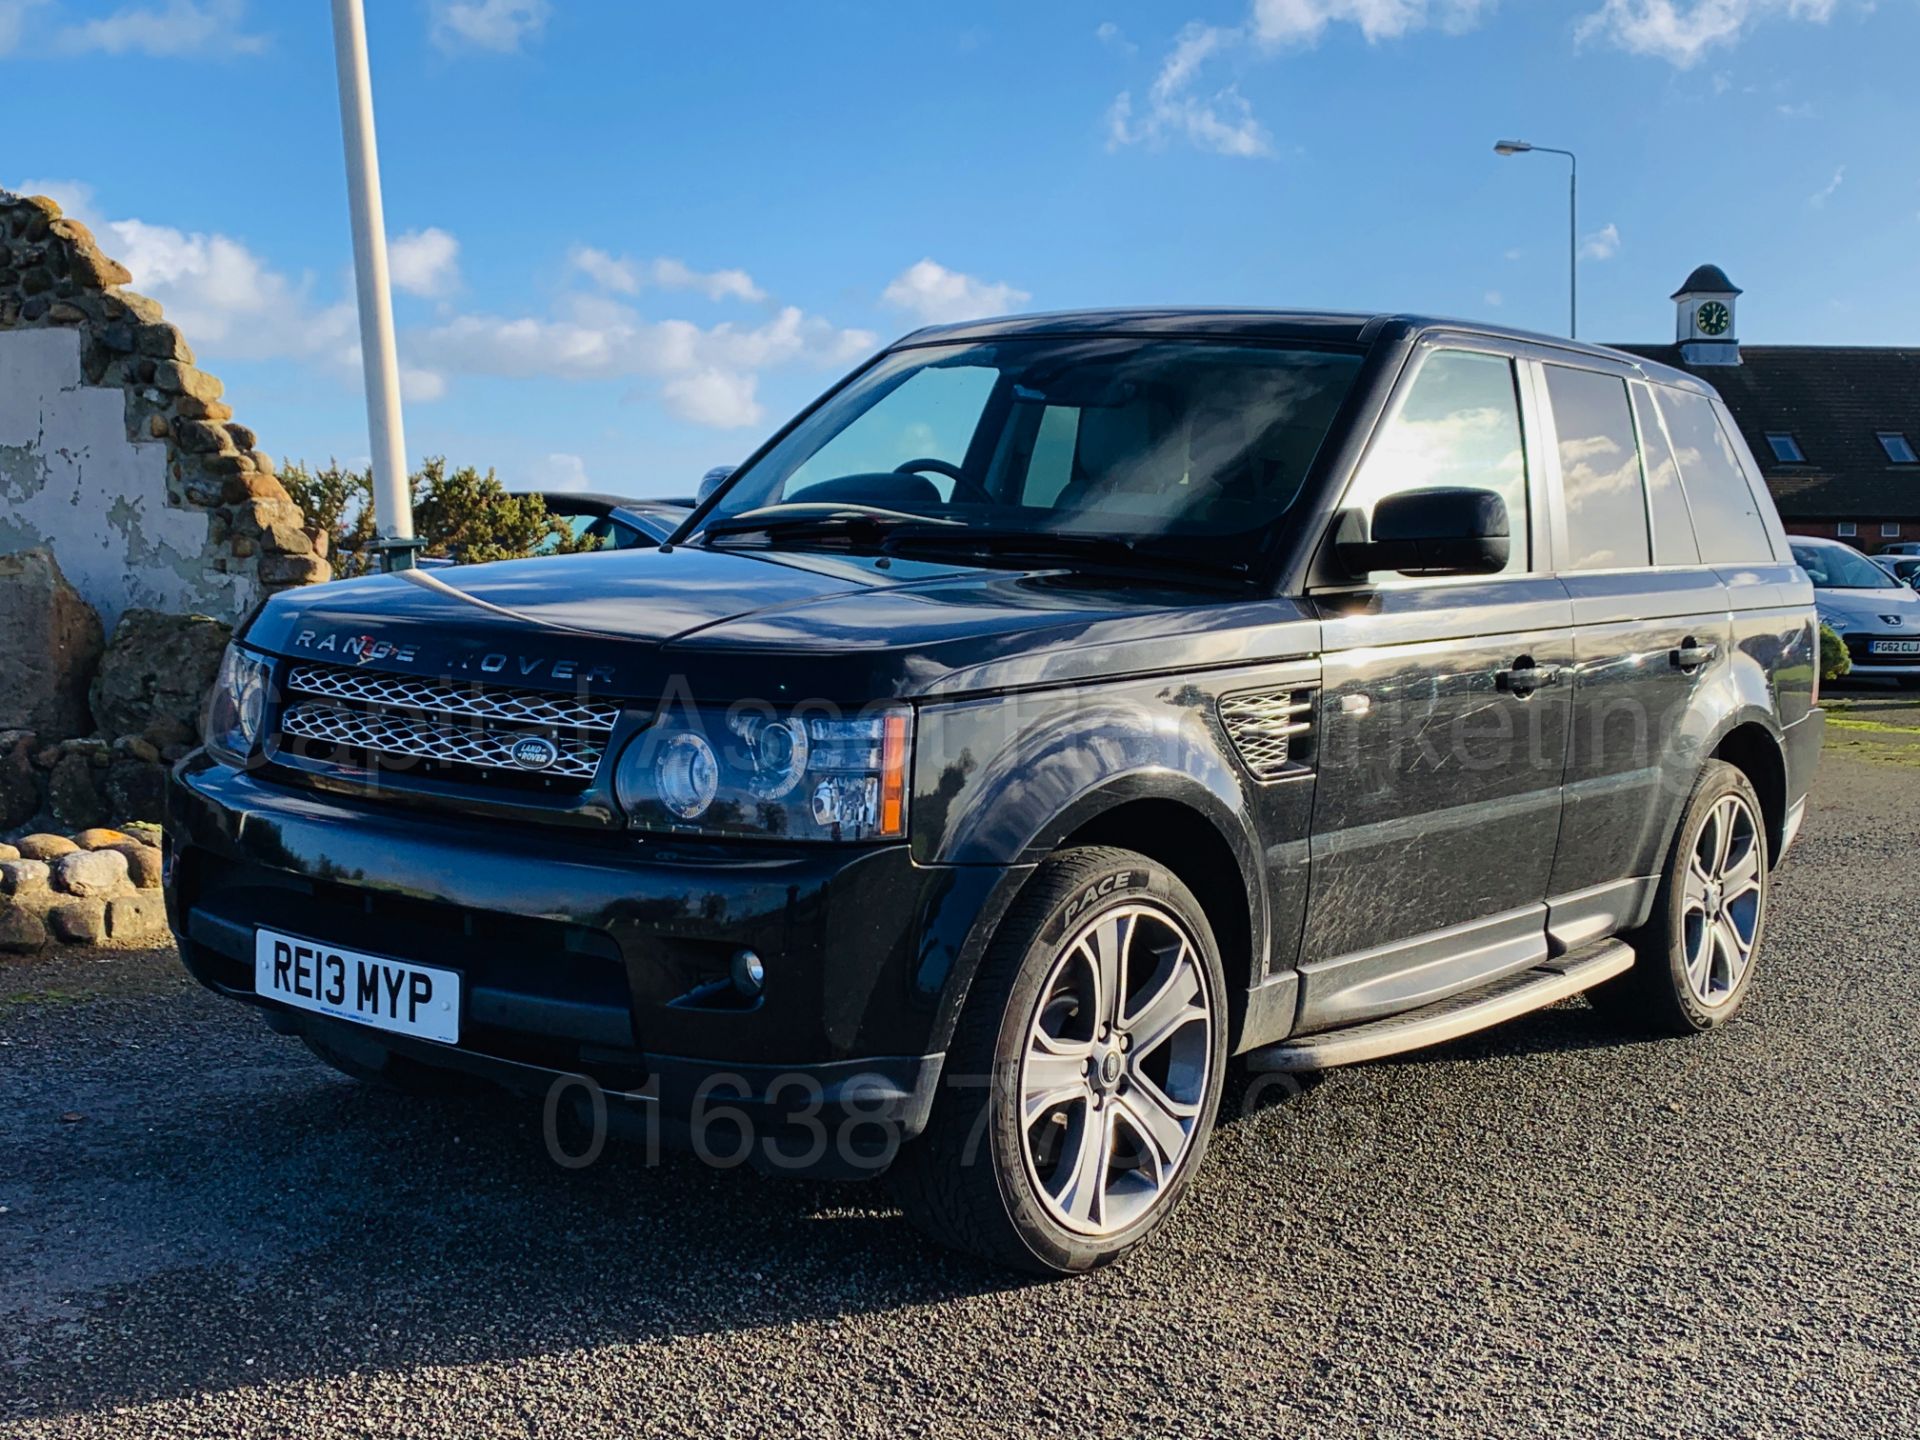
[0,987,102,1014]
[1823,738,1920,768]
[1826,717,1920,737]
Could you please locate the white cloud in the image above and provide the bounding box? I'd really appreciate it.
[1808,164,1844,207]
[410,298,876,428]
[1775,100,1815,119]
[388,228,461,298]
[1579,222,1621,260]
[1575,0,1838,69]
[663,369,762,429]
[400,367,447,403]
[880,259,1032,325]
[569,246,639,295]
[569,247,767,303]
[1503,247,1525,261]
[1484,290,1504,307]
[0,0,50,54]
[55,0,267,57]
[1095,20,1137,52]
[1250,0,1495,47]
[1107,23,1272,158]
[536,452,591,491]
[430,0,550,54]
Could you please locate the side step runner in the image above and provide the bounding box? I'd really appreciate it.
[1246,940,1635,1073]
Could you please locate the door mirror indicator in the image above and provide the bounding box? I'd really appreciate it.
[1335,486,1512,579]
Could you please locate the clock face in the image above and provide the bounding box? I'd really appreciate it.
[1696,301,1731,337]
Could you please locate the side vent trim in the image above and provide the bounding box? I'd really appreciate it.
[1217,686,1317,782]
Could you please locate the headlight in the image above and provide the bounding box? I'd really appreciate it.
[204,644,273,766]
[614,704,911,841]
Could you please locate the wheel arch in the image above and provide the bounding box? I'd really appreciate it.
[1707,715,1789,867]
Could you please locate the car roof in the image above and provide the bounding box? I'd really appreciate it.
[890,308,1710,394]
[1787,535,1857,552]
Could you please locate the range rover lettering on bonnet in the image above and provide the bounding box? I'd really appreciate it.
[289,629,615,684]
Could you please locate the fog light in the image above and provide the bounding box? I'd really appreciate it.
[730,948,765,999]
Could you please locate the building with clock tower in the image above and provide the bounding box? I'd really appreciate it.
[1671,263,1741,366]
[1617,264,1920,550]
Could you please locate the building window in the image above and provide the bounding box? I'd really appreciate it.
[1884,523,1903,539]
[1837,522,1858,538]
[1765,433,1805,463]
[1878,432,1918,464]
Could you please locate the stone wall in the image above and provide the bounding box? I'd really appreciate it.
[0,189,330,633]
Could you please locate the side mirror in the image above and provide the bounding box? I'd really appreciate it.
[1334,486,1511,579]
[697,465,736,504]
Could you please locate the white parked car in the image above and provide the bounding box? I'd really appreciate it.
[1795,536,1920,686]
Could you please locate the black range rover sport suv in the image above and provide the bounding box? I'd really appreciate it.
[168,310,1822,1275]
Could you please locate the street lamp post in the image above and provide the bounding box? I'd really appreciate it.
[330,0,419,571]
[1494,139,1577,340]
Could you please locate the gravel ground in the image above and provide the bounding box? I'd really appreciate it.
[3,734,1918,1438]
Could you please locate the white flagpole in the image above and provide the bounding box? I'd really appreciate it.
[329,0,418,570]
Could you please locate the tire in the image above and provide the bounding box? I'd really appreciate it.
[301,1023,469,1096]
[1589,760,1770,1037]
[891,847,1228,1275]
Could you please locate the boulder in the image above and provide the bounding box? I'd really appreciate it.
[0,730,36,829]
[53,848,128,898]
[0,548,105,742]
[89,609,232,742]
[46,751,110,831]
[74,827,133,850]
[108,842,163,889]
[0,843,17,862]
[13,834,76,862]
[48,899,106,944]
[0,905,48,954]
[0,859,50,895]
[104,758,167,824]
[107,893,166,941]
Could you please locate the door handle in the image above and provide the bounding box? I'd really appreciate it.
[1496,657,1563,696]
[1671,640,1718,672]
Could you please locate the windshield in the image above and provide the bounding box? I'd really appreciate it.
[693,338,1365,576]
[1792,543,1900,589]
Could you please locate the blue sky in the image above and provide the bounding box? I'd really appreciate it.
[4,0,1915,497]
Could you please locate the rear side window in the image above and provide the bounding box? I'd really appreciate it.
[1657,388,1776,563]
[1543,365,1650,571]
[1630,383,1700,566]
[1347,348,1530,576]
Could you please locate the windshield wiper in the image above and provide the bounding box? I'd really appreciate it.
[699,503,961,547]
[879,526,1252,586]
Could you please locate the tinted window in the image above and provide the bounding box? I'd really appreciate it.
[1630,382,1700,566]
[785,364,997,503]
[1658,388,1775,563]
[1348,349,1529,575]
[704,339,1366,574]
[1544,366,1650,571]
[1789,543,1902,590]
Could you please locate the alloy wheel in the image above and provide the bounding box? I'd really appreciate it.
[1017,902,1214,1237]
[1681,793,1764,1008]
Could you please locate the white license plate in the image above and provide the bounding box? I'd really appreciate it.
[255,929,460,1044]
[1870,639,1920,655]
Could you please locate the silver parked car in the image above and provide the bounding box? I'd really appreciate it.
[1794,536,1920,686]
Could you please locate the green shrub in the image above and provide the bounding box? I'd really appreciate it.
[1819,622,1852,683]
[280,457,599,577]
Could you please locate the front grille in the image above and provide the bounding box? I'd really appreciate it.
[1217,686,1315,781]
[275,663,619,786]
[286,664,620,730]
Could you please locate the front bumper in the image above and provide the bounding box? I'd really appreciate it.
[166,757,1018,1161]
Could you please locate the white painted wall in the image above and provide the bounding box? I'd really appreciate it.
[0,326,252,632]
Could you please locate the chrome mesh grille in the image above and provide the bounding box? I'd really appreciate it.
[274,662,617,785]
[285,665,618,731]
[1217,687,1314,781]
[280,702,606,779]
